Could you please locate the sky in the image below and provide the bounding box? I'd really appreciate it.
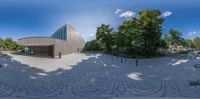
[0,0,200,41]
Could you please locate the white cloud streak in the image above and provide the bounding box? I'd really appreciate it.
[89,33,95,37]
[115,9,172,18]
[119,11,136,18]
[161,11,172,17]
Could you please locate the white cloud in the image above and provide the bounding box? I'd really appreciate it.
[186,31,200,39]
[89,33,95,37]
[188,31,197,36]
[115,9,122,14]
[161,11,172,17]
[119,11,136,18]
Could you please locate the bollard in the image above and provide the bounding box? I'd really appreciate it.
[59,52,62,58]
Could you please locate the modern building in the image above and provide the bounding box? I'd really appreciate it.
[17,24,85,58]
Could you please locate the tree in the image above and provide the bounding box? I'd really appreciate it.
[118,17,141,65]
[88,10,192,58]
[167,29,183,51]
[160,38,169,49]
[96,24,113,52]
[117,18,139,53]
[84,40,102,51]
[185,39,195,48]
[0,37,24,51]
[0,38,5,51]
[193,37,200,48]
[138,10,164,56]
[4,38,15,50]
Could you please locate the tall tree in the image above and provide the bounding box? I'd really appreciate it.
[167,29,183,51]
[96,24,113,52]
[118,17,139,52]
[139,10,164,56]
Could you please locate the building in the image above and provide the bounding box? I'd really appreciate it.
[17,24,85,58]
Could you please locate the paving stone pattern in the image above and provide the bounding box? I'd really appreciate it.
[0,54,200,98]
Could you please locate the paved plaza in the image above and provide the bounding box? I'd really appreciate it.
[0,53,200,99]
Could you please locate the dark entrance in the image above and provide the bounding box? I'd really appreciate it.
[48,45,54,57]
[28,45,54,57]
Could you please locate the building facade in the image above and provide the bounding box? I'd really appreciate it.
[18,24,85,58]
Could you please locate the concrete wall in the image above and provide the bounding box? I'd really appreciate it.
[17,37,56,46]
[18,24,85,58]
[67,25,85,52]
[17,37,68,57]
[53,25,85,57]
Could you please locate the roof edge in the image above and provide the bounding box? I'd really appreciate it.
[18,36,51,40]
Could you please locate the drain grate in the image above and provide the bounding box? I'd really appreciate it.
[189,81,200,86]
[0,64,3,68]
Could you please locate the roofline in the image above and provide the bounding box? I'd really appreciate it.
[50,24,68,37]
[18,36,50,40]
[18,36,67,42]
[18,24,85,42]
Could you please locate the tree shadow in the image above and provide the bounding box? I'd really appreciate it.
[0,53,200,98]
[12,52,54,59]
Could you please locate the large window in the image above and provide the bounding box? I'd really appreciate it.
[51,26,67,41]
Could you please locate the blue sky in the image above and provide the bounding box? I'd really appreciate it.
[0,0,200,41]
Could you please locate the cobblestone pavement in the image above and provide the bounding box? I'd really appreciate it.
[0,53,200,99]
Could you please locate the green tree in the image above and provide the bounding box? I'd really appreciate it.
[1,37,24,51]
[138,10,164,56]
[4,38,15,50]
[0,38,5,51]
[193,37,200,48]
[84,40,102,51]
[160,38,169,48]
[167,29,183,51]
[185,39,195,48]
[96,24,113,52]
[118,18,139,53]
[88,10,190,58]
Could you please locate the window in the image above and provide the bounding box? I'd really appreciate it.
[51,26,67,41]
[59,31,61,39]
[64,28,67,40]
[64,30,66,40]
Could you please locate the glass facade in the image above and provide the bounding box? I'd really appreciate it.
[51,26,67,41]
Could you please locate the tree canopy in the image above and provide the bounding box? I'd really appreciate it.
[96,24,113,52]
[84,10,200,57]
[168,29,183,46]
[0,37,24,51]
[84,40,102,51]
[138,10,164,56]
[193,37,200,48]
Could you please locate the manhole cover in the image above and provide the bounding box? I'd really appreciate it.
[189,81,200,86]
[194,64,200,68]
